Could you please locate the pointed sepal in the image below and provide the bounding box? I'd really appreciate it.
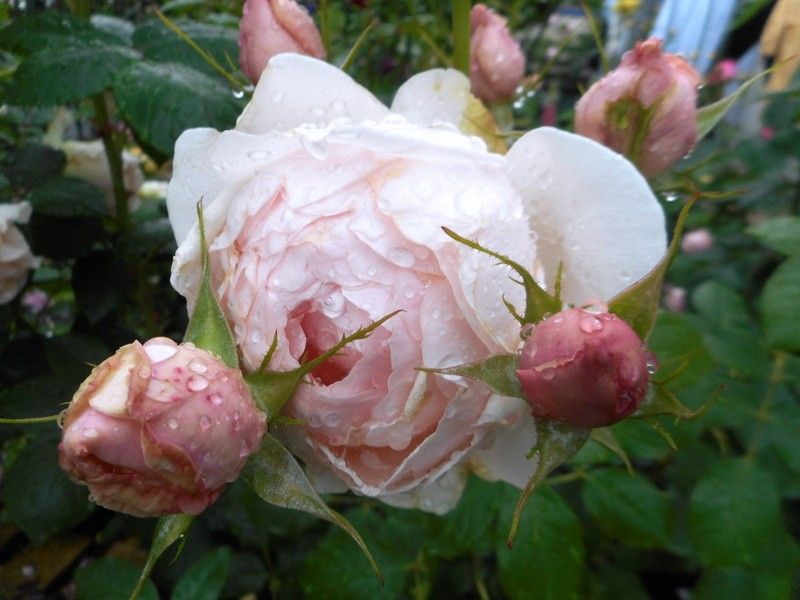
[128,515,193,600]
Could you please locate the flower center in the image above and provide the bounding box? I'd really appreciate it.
[297,308,362,385]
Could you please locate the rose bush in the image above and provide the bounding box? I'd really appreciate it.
[168,54,666,509]
[59,337,266,517]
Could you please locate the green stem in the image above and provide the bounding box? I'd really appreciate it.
[0,415,60,424]
[580,0,609,73]
[319,0,331,56]
[451,0,471,76]
[340,17,379,72]
[92,93,129,232]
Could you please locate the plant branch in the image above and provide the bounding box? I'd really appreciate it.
[92,93,129,232]
[451,0,471,76]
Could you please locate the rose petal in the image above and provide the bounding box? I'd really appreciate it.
[236,53,390,134]
[391,68,471,128]
[506,127,667,304]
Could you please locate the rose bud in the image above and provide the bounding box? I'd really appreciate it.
[470,4,525,103]
[239,0,326,84]
[58,337,266,517]
[516,307,649,428]
[681,228,714,254]
[663,285,687,313]
[575,38,701,177]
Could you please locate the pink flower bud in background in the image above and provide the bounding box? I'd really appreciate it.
[575,38,701,177]
[58,338,266,517]
[239,0,326,84]
[707,59,737,85]
[470,4,525,103]
[681,228,714,254]
[761,126,776,141]
[663,285,687,312]
[516,307,649,428]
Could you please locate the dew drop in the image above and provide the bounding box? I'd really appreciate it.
[367,264,378,276]
[324,412,341,427]
[579,314,604,333]
[208,393,224,405]
[188,359,208,374]
[251,331,262,343]
[239,442,250,458]
[388,247,414,268]
[198,415,212,430]
[187,374,209,391]
[83,427,98,439]
[168,418,179,430]
[232,89,245,99]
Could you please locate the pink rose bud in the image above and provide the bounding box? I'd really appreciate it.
[664,285,687,312]
[58,338,266,517]
[708,59,737,85]
[575,38,701,177]
[761,126,776,141]
[681,228,714,254]
[516,307,649,428]
[470,4,525,103]
[239,0,326,84]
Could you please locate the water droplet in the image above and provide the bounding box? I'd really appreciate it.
[168,418,179,430]
[188,359,208,374]
[431,309,441,320]
[324,412,341,427]
[664,191,679,202]
[404,288,415,299]
[552,314,564,324]
[247,150,269,160]
[198,415,211,430]
[579,314,604,333]
[367,264,378,276]
[83,427,98,439]
[520,323,535,339]
[251,331,262,343]
[388,247,414,268]
[232,89,245,99]
[298,131,329,159]
[239,442,250,458]
[87,494,98,505]
[208,393,224,406]
[187,374,209,391]
[21,564,36,579]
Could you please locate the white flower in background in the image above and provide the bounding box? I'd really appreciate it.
[0,202,36,305]
[167,54,666,512]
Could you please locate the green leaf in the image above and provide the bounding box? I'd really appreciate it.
[507,420,589,546]
[1,435,94,544]
[748,216,800,256]
[419,353,523,399]
[0,11,124,56]
[90,15,135,45]
[609,196,696,338]
[442,226,560,324]
[183,204,238,368]
[241,433,381,579]
[696,69,772,141]
[632,383,706,420]
[589,427,632,473]
[689,459,781,566]
[7,40,139,106]
[113,61,240,156]
[77,557,158,600]
[171,547,232,600]
[648,312,715,388]
[129,515,194,600]
[759,257,800,353]
[133,18,238,78]
[694,565,797,600]
[496,486,585,600]
[582,467,674,549]
[28,176,108,217]
[1,143,66,189]
[301,507,425,600]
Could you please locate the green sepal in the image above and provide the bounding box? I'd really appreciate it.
[590,427,633,474]
[183,203,238,369]
[418,354,524,399]
[506,420,589,547]
[608,196,696,339]
[631,380,714,421]
[128,514,193,600]
[442,227,561,325]
[245,310,401,418]
[241,433,382,581]
[696,67,774,142]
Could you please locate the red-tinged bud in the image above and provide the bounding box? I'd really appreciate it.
[516,307,649,428]
[239,0,326,84]
[681,228,714,254]
[58,338,266,517]
[574,38,701,177]
[470,4,525,103]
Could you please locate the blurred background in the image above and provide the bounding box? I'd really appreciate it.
[0,1,798,598]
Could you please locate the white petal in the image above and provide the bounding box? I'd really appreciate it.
[469,405,537,489]
[391,68,470,128]
[381,466,467,514]
[0,201,32,226]
[506,127,667,304]
[166,128,224,245]
[236,54,390,134]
